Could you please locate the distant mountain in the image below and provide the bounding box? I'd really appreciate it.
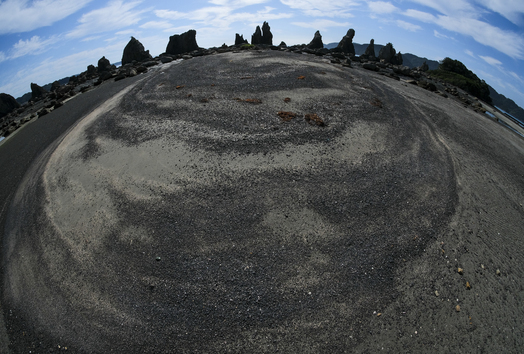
[325,42,439,70]
[489,85,524,123]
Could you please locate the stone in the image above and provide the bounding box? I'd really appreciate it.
[364,39,375,58]
[86,64,97,77]
[419,61,429,72]
[336,28,355,55]
[166,30,199,55]
[0,93,20,118]
[159,56,173,64]
[279,41,287,47]
[307,30,324,50]
[251,22,273,45]
[235,33,248,46]
[122,37,152,65]
[363,63,379,71]
[51,81,61,92]
[30,83,48,101]
[379,43,402,65]
[98,56,112,72]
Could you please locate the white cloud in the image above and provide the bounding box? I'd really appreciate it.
[408,0,478,17]
[465,49,475,57]
[10,36,59,59]
[67,0,145,38]
[396,20,421,31]
[479,55,503,66]
[279,0,359,17]
[292,19,351,31]
[0,0,92,34]
[475,0,524,25]
[368,1,398,14]
[140,21,173,30]
[0,52,6,63]
[433,30,454,40]
[405,9,524,59]
[508,71,524,85]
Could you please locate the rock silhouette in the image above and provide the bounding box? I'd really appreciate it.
[251,22,273,45]
[0,93,20,118]
[122,37,152,65]
[307,30,324,49]
[364,39,375,58]
[336,28,356,54]
[30,83,47,101]
[166,30,199,55]
[235,34,248,46]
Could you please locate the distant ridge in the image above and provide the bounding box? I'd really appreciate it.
[489,85,524,124]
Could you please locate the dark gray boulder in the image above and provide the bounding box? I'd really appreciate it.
[98,56,112,72]
[122,37,152,65]
[379,43,397,64]
[166,30,199,55]
[0,93,20,118]
[30,83,48,101]
[235,34,248,46]
[364,39,375,58]
[251,22,273,45]
[307,30,324,49]
[336,29,355,54]
[86,64,97,77]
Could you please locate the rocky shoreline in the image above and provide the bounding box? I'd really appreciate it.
[0,24,499,142]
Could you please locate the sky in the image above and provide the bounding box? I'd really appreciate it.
[0,0,523,108]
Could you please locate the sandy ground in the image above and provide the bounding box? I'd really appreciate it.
[2,50,524,353]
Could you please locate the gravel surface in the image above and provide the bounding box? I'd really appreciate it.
[2,50,524,353]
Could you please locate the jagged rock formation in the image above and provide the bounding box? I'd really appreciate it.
[30,83,47,101]
[122,37,152,65]
[378,43,402,65]
[307,30,323,49]
[364,39,375,58]
[251,22,273,45]
[0,93,20,118]
[235,34,248,46]
[335,29,355,54]
[419,61,429,72]
[98,56,112,72]
[166,30,199,55]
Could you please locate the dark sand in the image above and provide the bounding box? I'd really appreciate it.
[2,50,524,353]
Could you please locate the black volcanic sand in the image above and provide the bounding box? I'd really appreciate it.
[3,50,524,353]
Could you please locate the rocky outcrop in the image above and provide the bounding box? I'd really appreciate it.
[0,93,20,118]
[166,30,199,55]
[30,83,47,101]
[122,37,152,65]
[235,34,248,46]
[378,43,402,65]
[98,56,112,72]
[307,30,323,49]
[251,22,273,45]
[335,29,355,54]
[364,39,375,58]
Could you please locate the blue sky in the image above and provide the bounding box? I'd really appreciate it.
[0,0,523,108]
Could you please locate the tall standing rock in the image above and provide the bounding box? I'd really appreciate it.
[251,22,273,45]
[364,39,375,58]
[98,56,112,72]
[0,93,20,118]
[378,42,396,63]
[335,29,356,54]
[235,34,248,46]
[307,30,324,49]
[30,83,47,101]
[166,30,199,55]
[122,37,152,65]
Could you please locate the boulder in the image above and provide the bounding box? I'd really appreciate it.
[0,93,20,118]
[51,81,61,92]
[86,64,97,77]
[166,30,199,55]
[336,28,355,55]
[98,56,112,72]
[122,37,152,65]
[307,30,323,50]
[251,22,273,45]
[364,39,375,58]
[235,34,248,46]
[30,83,48,101]
[419,61,429,72]
[378,43,402,64]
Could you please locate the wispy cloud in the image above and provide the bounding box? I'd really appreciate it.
[368,1,399,14]
[0,0,92,34]
[465,49,475,57]
[292,19,351,31]
[10,35,60,59]
[475,0,524,25]
[480,55,503,67]
[405,9,524,59]
[280,0,359,18]
[67,0,145,39]
[408,0,478,17]
[433,30,454,40]
[140,21,173,30]
[396,20,421,31]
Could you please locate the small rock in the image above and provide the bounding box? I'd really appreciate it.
[455,305,461,312]
[496,269,501,276]
[466,281,471,289]
[458,267,464,275]
[435,290,439,297]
